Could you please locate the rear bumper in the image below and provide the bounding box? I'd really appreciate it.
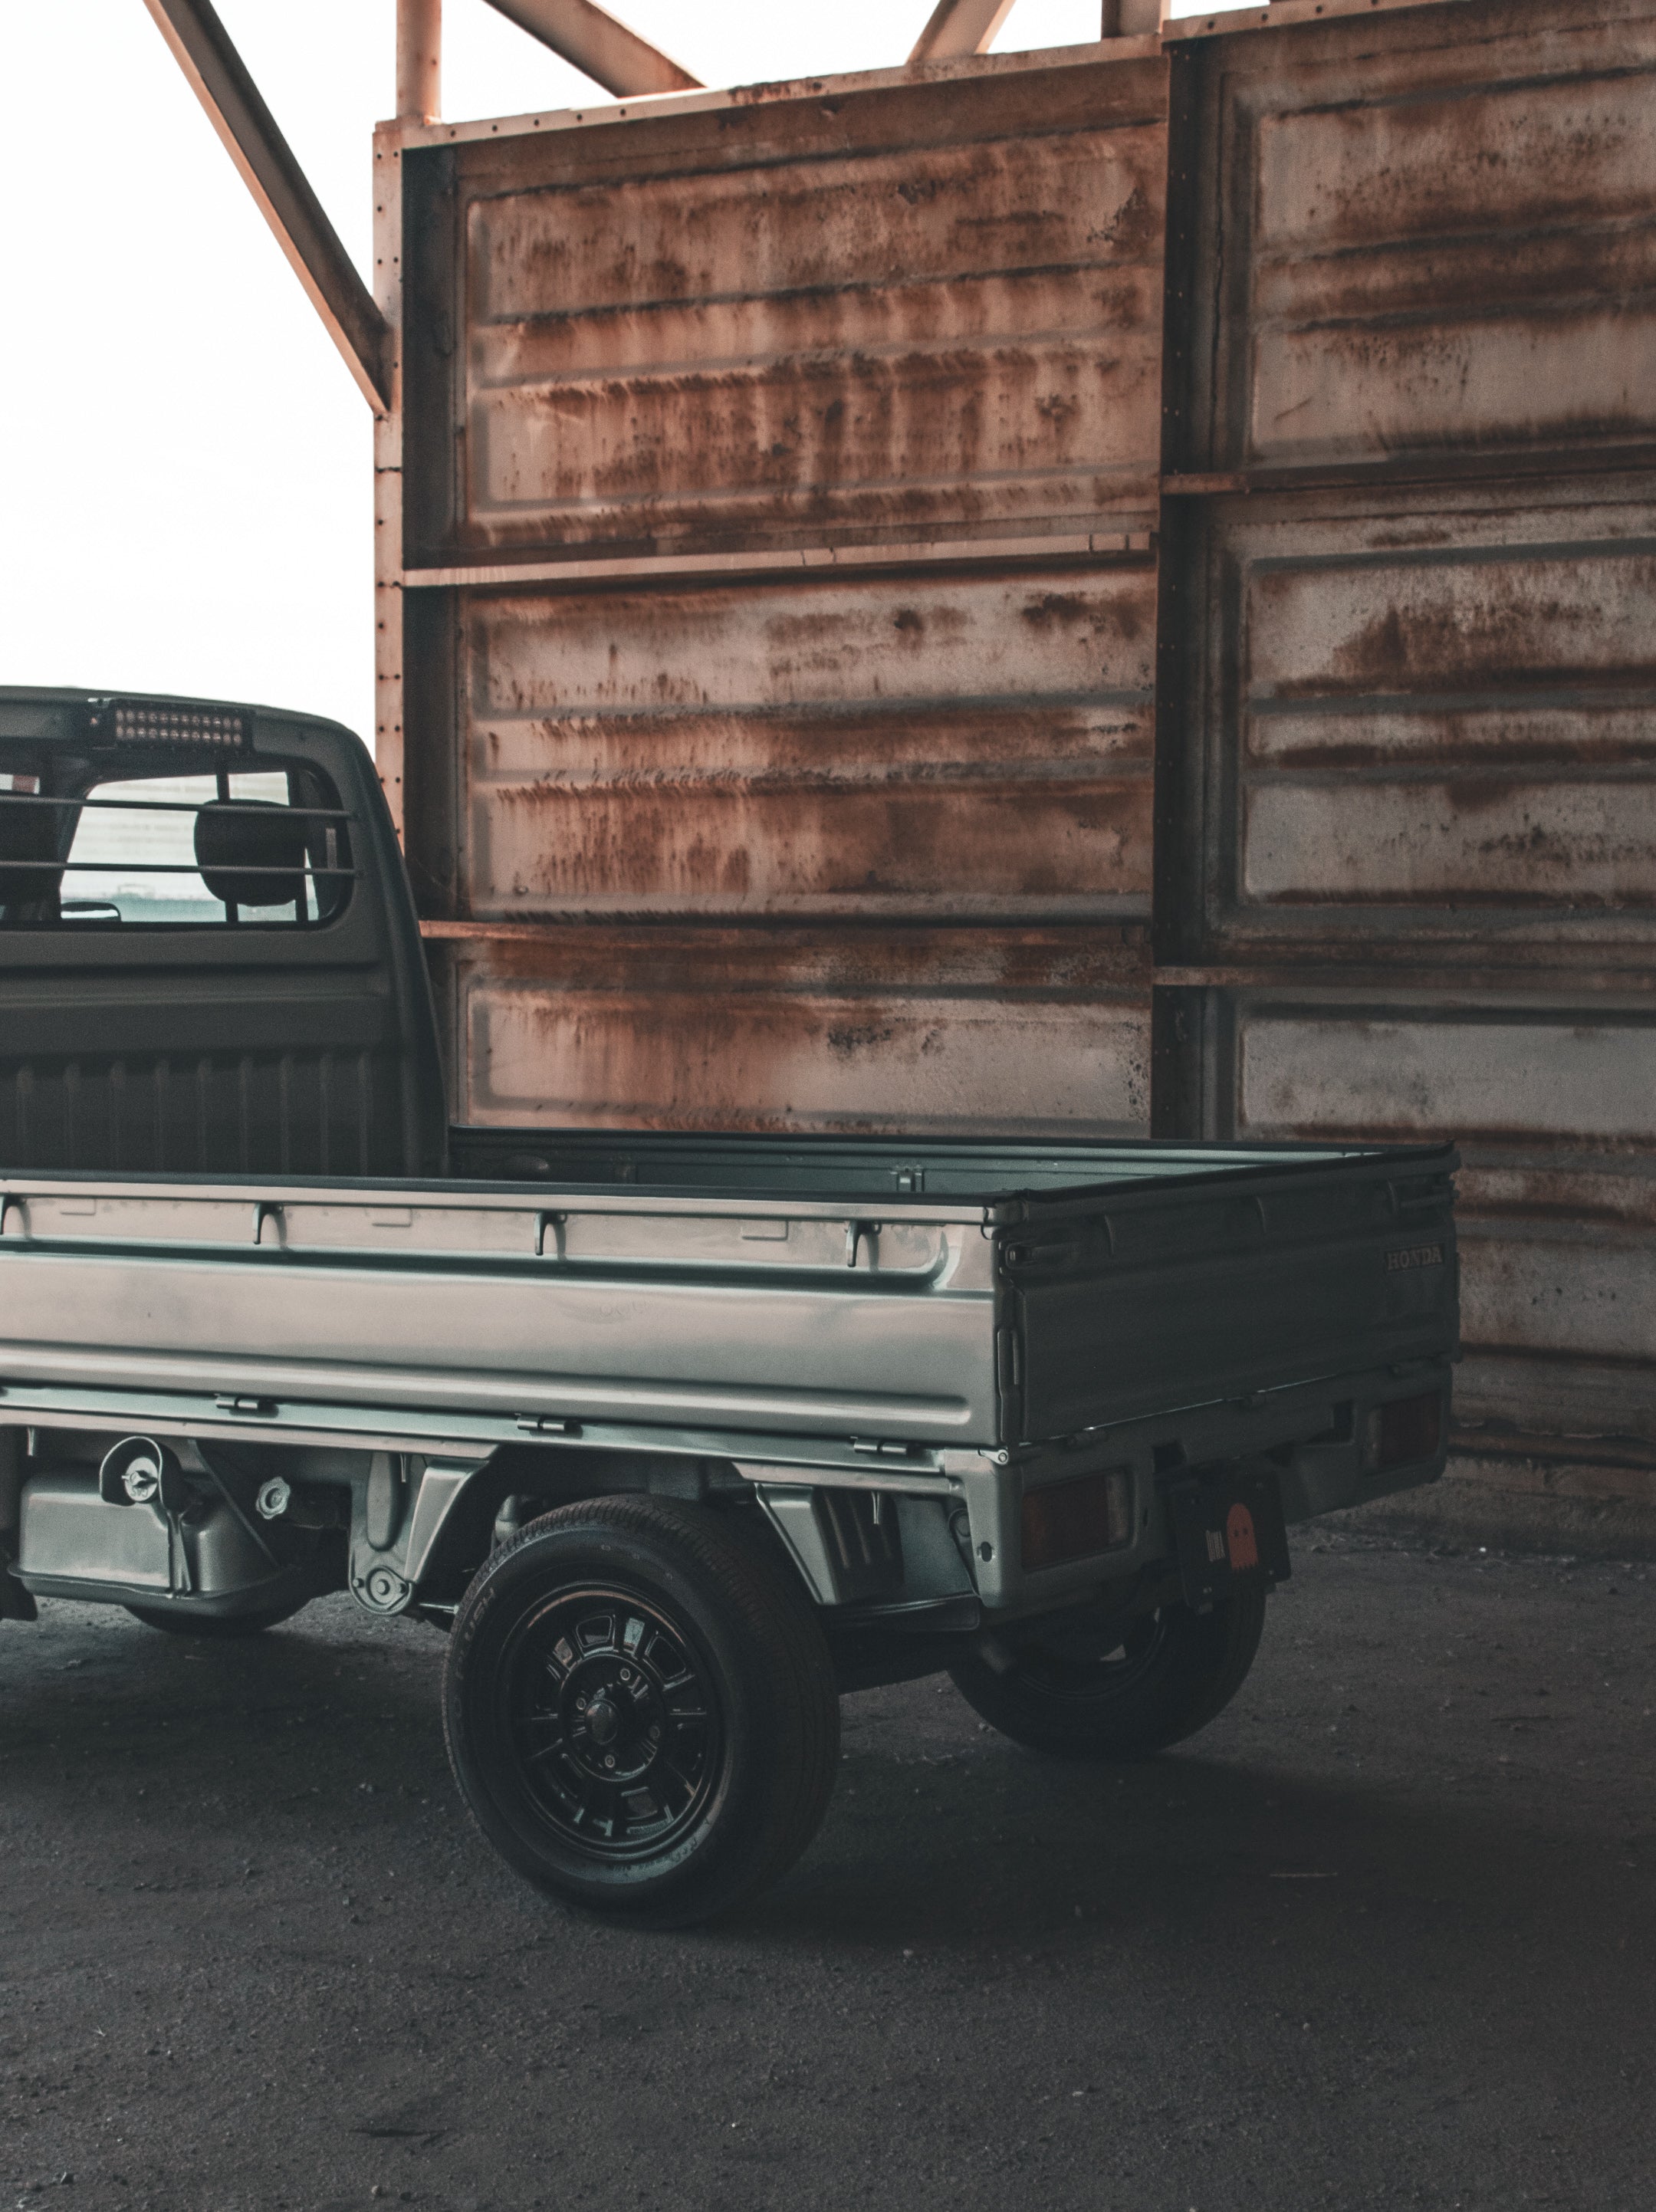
[946,1357,1454,1614]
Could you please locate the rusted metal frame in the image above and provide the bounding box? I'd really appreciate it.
[397,0,442,122]
[1162,0,1465,39]
[1163,447,1656,498]
[396,35,1159,150]
[419,921,1157,945]
[373,126,406,833]
[140,0,392,411]
[480,0,701,96]
[910,0,1020,64]
[1150,41,1211,1131]
[1155,965,1656,996]
[401,531,1156,593]
[395,49,1171,1136]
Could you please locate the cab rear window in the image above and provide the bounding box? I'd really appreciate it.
[0,761,354,927]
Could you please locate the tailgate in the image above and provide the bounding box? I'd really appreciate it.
[1010,1147,1458,1443]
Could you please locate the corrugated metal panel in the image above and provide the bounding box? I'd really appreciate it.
[0,1048,414,1179]
[1237,1007,1656,1145]
[402,51,1167,561]
[429,929,1151,1135]
[1179,0,1656,474]
[1169,482,1656,961]
[432,559,1153,922]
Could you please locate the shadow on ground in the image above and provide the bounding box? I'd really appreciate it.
[2,1540,1652,2211]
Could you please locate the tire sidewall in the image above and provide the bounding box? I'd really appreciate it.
[445,1508,800,1919]
[951,1582,1267,1759]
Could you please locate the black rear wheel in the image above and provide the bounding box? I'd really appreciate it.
[949,1579,1267,1759]
[443,1496,840,1927]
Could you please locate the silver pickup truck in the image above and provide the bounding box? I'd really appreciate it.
[0,688,1460,1926]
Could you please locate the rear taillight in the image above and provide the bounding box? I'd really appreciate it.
[1021,1468,1133,1573]
[1375,1391,1442,1471]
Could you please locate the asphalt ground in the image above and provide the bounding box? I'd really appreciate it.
[2,1533,1653,2212]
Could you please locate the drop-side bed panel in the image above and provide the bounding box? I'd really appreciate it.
[0,1195,999,1445]
[1011,1146,1459,1443]
[0,1139,1456,1456]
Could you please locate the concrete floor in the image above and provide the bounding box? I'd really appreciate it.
[2,1534,1652,2212]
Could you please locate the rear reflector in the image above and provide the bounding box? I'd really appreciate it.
[1375,1391,1442,1471]
[1021,1468,1132,1573]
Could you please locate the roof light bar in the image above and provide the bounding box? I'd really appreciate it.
[88,700,250,748]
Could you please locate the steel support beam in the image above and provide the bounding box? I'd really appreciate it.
[909,0,1019,64]
[397,0,442,122]
[141,0,393,412]
[480,0,701,97]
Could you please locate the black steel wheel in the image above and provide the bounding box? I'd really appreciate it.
[498,1581,722,1863]
[948,1579,1267,1759]
[126,1599,310,1638]
[443,1496,840,1927]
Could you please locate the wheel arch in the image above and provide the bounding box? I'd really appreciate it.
[409,1445,774,1609]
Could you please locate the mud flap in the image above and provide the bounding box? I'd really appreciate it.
[1,1551,39,1622]
[1165,1468,1291,1617]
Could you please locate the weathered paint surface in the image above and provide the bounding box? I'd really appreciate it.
[1185,491,1656,953]
[1230,15,1656,468]
[395,44,1166,1149]
[455,563,1154,919]
[431,930,1151,1136]
[1237,1011,1656,1150]
[409,51,1166,557]
[468,133,1164,547]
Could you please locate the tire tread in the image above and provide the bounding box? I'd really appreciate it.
[949,1580,1268,1761]
[443,1495,839,1925]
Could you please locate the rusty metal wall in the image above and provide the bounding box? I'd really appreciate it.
[1161,480,1656,961]
[426,925,1150,1134]
[400,52,1167,564]
[382,0,1656,1528]
[394,41,1168,1140]
[426,560,1153,924]
[1157,0,1656,1527]
[1178,2,1656,478]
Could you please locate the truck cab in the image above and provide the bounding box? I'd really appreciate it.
[0,686,442,1178]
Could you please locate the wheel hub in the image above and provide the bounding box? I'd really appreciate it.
[583,1691,622,1747]
[567,1658,662,1780]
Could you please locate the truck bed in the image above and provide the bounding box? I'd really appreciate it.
[0,1136,1458,1466]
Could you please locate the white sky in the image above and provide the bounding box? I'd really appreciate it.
[2,1,1189,746]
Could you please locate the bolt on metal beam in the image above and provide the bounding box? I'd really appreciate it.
[141,0,393,412]
[480,0,702,98]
